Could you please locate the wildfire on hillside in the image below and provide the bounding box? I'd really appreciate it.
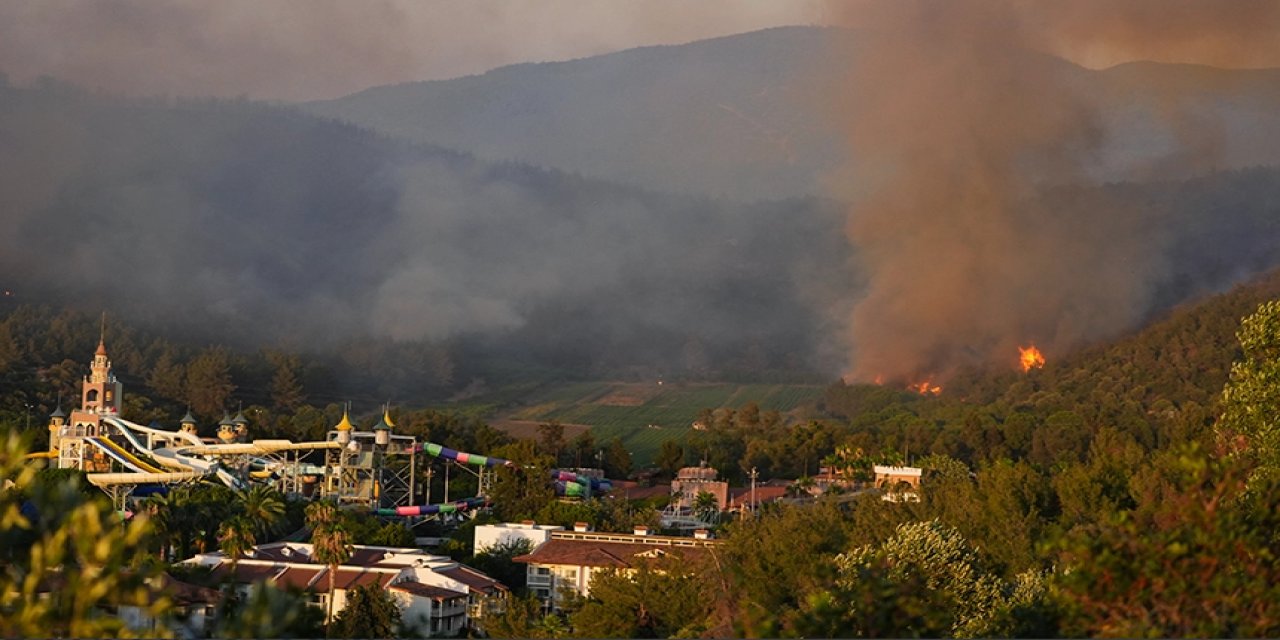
[1019,345,1046,372]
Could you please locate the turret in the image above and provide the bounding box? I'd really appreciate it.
[47,405,66,452]
[334,408,353,445]
[217,413,236,443]
[179,410,199,436]
[373,407,395,446]
[232,410,249,440]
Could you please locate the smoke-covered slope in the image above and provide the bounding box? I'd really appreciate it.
[304,26,1280,201]
[3,77,1279,385]
[0,80,852,375]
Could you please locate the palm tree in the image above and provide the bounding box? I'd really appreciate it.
[693,490,719,523]
[217,515,257,578]
[143,493,175,562]
[149,488,196,560]
[238,485,285,540]
[305,500,340,529]
[307,501,352,636]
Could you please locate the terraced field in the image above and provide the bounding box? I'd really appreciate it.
[481,381,824,465]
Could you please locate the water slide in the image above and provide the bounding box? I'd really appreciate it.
[105,416,340,489]
[409,441,614,497]
[105,416,203,449]
[85,436,165,474]
[374,496,488,517]
[551,469,613,493]
[102,416,244,488]
[87,470,205,488]
[410,442,513,467]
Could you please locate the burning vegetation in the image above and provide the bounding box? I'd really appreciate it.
[1020,345,1046,372]
[910,380,942,395]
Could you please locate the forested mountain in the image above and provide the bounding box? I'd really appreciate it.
[2,74,1279,388]
[305,26,1280,200]
[0,79,853,379]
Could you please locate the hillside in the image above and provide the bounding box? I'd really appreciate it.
[305,26,1280,200]
[3,76,1280,392]
[820,267,1280,470]
[305,27,846,200]
[0,80,852,380]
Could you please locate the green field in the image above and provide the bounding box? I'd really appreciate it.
[464,381,825,466]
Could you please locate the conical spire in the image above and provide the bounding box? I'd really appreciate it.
[335,408,354,431]
[96,312,107,356]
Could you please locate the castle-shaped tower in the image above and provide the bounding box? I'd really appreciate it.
[67,318,123,435]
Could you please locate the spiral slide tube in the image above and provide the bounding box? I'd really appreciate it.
[411,443,614,491]
[411,442,512,467]
[550,469,612,492]
[375,496,488,517]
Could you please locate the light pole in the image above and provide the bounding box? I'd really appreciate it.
[373,416,391,509]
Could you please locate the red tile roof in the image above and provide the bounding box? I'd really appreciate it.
[210,563,280,585]
[438,565,508,594]
[273,567,323,591]
[390,581,467,600]
[614,485,670,501]
[726,485,788,507]
[330,568,398,591]
[158,574,223,606]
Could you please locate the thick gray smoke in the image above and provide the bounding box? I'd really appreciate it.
[0,83,847,373]
[831,0,1280,383]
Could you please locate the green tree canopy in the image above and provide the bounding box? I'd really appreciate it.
[1218,299,1280,485]
[331,584,402,639]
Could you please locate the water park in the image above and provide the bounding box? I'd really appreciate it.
[37,335,613,516]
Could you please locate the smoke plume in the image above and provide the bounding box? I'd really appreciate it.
[831,0,1280,382]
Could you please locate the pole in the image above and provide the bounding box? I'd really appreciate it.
[750,467,757,514]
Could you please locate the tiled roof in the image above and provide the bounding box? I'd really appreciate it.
[330,568,398,590]
[273,567,323,591]
[210,563,280,584]
[390,581,467,600]
[158,574,223,606]
[249,545,307,563]
[512,539,707,568]
[612,485,670,501]
[348,548,395,566]
[438,565,508,594]
[243,543,425,567]
[726,485,788,507]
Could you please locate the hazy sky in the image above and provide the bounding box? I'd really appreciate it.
[0,0,830,101]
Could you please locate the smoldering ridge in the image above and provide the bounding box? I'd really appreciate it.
[829,0,1280,383]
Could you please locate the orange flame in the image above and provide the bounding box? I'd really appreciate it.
[910,380,942,395]
[873,375,885,386]
[1019,345,1045,372]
